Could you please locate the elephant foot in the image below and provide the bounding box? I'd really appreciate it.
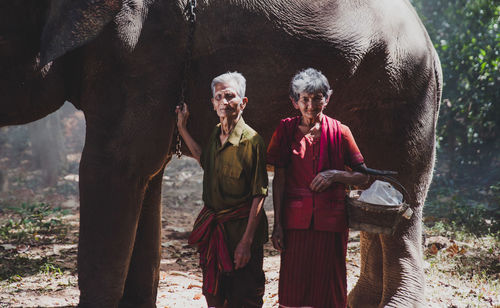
[78,298,119,308]
[379,269,426,308]
[379,292,426,308]
[347,278,382,308]
[79,295,157,308]
[118,297,157,308]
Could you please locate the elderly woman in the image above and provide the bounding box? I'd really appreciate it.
[267,68,369,308]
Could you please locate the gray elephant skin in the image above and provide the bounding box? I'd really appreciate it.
[0,0,442,307]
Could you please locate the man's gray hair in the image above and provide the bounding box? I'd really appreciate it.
[289,68,332,101]
[211,71,246,98]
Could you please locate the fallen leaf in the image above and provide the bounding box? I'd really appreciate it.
[193,293,202,300]
[170,271,188,277]
[446,243,459,257]
[429,244,439,255]
[160,272,168,280]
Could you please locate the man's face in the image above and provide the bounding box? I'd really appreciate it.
[211,82,247,118]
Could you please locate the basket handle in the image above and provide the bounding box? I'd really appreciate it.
[374,175,410,203]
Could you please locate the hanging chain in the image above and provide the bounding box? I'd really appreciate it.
[175,0,197,158]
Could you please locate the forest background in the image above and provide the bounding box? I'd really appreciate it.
[411,0,499,236]
[0,0,498,307]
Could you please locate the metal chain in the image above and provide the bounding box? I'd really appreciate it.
[175,0,197,158]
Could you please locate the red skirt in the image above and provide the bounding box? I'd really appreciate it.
[279,229,348,308]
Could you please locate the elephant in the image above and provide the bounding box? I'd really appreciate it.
[0,0,442,307]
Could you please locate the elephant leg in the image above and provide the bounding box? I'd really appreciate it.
[73,30,178,306]
[77,154,148,307]
[379,208,425,307]
[347,232,384,308]
[119,159,170,308]
[377,104,435,307]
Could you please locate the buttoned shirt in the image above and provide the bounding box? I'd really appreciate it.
[200,117,268,254]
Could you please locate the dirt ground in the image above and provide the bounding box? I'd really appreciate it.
[0,156,498,307]
[0,108,498,308]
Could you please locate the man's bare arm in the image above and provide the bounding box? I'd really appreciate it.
[234,195,265,269]
[176,103,202,163]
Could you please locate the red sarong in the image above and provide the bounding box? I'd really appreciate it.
[188,203,251,295]
[279,229,348,307]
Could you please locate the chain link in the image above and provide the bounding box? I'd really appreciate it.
[175,0,197,158]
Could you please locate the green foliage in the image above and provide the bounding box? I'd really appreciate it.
[425,179,500,237]
[39,259,63,276]
[0,202,69,244]
[0,255,63,281]
[410,0,499,235]
[411,0,499,183]
[0,203,70,281]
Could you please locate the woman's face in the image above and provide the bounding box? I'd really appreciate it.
[292,91,328,120]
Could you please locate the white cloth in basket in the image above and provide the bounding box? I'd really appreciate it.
[358,180,403,206]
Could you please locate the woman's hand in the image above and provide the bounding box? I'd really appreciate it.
[311,169,369,190]
[271,224,285,252]
[175,102,189,130]
[234,239,251,270]
[310,170,338,192]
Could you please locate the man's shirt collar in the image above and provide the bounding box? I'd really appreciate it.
[221,116,245,147]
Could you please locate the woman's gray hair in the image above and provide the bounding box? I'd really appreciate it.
[289,68,332,101]
[211,71,246,98]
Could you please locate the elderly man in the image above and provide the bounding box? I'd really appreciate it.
[176,72,268,308]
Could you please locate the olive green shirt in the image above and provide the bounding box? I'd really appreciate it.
[200,117,269,254]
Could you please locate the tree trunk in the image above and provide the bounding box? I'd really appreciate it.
[0,169,7,193]
[28,110,66,186]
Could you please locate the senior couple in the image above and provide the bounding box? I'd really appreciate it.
[176,68,369,308]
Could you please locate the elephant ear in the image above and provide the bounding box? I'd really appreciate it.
[40,0,121,66]
[114,0,155,51]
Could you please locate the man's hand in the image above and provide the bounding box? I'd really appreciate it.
[271,224,285,252]
[173,102,202,162]
[175,102,189,130]
[234,239,252,270]
[310,170,338,192]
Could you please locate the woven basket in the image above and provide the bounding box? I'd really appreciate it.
[346,178,413,235]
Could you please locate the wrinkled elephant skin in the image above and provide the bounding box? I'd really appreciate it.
[0,0,441,307]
